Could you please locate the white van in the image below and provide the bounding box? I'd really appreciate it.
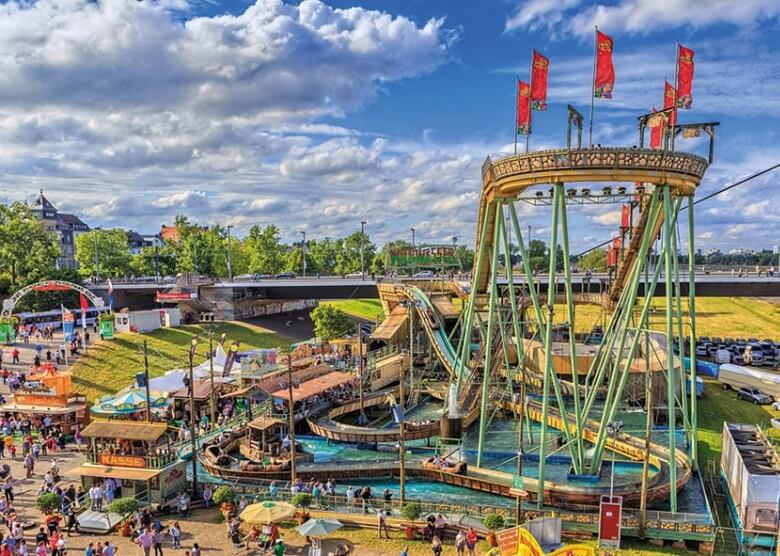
[718,364,780,401]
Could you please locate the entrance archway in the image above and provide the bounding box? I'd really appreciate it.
[1,280,105,317]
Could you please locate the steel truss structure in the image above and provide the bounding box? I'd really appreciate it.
[443,147,709,511]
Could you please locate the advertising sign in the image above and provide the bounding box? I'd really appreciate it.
[388,246,459,268]
[98,453,147,468]
[156,291,198,302]
[496,526,520,556]
[598,495,622,548]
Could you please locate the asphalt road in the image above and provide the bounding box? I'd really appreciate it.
[244,309,315,341]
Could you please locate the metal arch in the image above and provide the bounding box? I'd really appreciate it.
[1,280,105,317]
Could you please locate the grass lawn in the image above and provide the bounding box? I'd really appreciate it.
[70,322,291,403]
[322,299,385,322]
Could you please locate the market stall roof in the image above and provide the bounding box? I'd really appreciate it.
[1,402,86,415]
[74,464,162,481]
[248,416,286,431]
[369,307,407,341]
[171,380,222,400]
[222,384,262,399]
[81,421,169,442]
[271,371,353,403]
[253,365,331,394]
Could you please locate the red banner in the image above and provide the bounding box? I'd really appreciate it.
[79,293,89,312]
[516,80,531,135]
[648,106,665,149]
[676,45,694,109]
[594,30,615,98]
[664,81,677,127]
[620,205,630,230]
[32,283,71,292]
[530,50,549,111]
[156,292,197,302]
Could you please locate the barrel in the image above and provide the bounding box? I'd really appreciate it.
[439,415,462,441]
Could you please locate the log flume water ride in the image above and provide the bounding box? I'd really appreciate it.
[200,146,707,511]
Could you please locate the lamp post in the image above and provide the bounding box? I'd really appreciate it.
[286,353,297,484]
[300,231,306,278]
[410,228,416,277]
[154,244,160,284]
[607,421,624,501]
[188,338,199,496]
[226,225,234,282]
[410,228,415,248]
[143,339,151,423]
[360,221,367,281]
[357,321,366,422]
[93,227,101,282]
[208,329,215,427]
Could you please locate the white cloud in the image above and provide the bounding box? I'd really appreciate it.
[505,0,780,36]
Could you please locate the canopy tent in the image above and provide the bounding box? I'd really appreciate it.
[271,371,353,403]
[91,389,170,416]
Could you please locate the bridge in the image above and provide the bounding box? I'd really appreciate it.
[85,274,780,314]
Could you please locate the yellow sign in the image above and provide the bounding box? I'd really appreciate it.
[495,526,595,556]
[98,453,147,468]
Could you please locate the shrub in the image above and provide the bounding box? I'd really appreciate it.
[291,493,312,509]
[108,497,140,516]
[401,502,423,523]
[212,486,236,506]
[36,493,61,514]
[482,513,505,531]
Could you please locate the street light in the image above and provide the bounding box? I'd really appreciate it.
[226,225,234,282]
[606,420,624,501]
[360,221,367,281]
[93,227,101,283]
[300,231,306,278]
[410,227,415,248]
[188,337,199,496]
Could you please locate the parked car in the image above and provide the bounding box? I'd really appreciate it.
[274,272,296,279]
[413,270,435,278]
[737,387,772,405]
[345,271,363,278]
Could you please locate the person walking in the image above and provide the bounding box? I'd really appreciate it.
[455,529,466,556]
[377,509,390,539]
[136,528,154,556]
[431,535,443,556]
[153,529,164,556]
[169,522,181,549]
[466,528,478,556]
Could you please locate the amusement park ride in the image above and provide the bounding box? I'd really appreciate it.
[199,115,718,548]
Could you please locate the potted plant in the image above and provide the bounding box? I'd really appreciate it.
[212,486,236,517]
[401,502,422,540]
[108,497,140,537]
[291,493,312,524]
[36,493,61,515]
[482,513,505,547]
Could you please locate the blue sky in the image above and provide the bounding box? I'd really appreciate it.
[0,0,778,252]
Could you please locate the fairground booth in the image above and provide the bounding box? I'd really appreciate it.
[1,363,88,433]
[76,421,187,504]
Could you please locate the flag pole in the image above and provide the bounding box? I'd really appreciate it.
[588,26,598,147]
[671,42,680,151]
[513,76,519,155]
[526,49,533,153]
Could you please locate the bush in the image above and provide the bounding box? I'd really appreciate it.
[482,513,505,531]
[291,493,312,509]
[108,497,140,515]
[401,502,422,523]
[36,493,61,514]
[212,486,236,506]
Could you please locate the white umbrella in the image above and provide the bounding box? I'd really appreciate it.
[296,518,343,538]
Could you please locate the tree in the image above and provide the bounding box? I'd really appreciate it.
[0,203,60,286]
[334,231,375,276]
[108,497,140,515]
[243,225,284,275]
[36,492,61,514]
[130,243,178,278]
[75,229,132,279]
[528,239,547,258]
[283,246,304,274]
[455,245,474,272]
[308,238,339,275]
[310,304,354,339]
[578,248,607,272]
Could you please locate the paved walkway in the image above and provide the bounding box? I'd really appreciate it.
[0,330,92,373]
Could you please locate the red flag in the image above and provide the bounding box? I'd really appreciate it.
[676,45,694,109]
[664,81,677,127]
[79,293,89,312]
[648,106,665,150]
[620,205,630,230]
[530,50,549,111]
[594,30,615,98]
[516,80,531,135]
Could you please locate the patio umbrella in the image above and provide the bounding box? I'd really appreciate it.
[239,501,296,524]
[296,518,343,538]
[91,389,169,415]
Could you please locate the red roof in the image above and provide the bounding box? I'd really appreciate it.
[271,371,354,403]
